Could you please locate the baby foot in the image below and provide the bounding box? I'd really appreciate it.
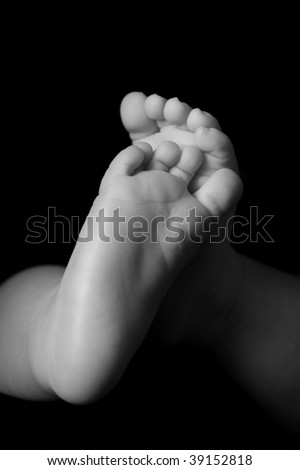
[44,142,241,404]
[121,92,244,347]
[120,92,239,194]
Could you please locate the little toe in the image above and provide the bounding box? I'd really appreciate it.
[163,97,192,126]
[120,92,158,140]
[194,168,243,216]
[107,145,148,178]
[187,108,221,132]
[170,146,203,186]
[147,141,181,171]
[194,126,236,169]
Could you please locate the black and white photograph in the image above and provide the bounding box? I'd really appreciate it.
[1,10,299,468]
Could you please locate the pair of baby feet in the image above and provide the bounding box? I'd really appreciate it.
[38,92,243,403]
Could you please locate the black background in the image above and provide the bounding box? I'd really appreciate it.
[1,12,299,449]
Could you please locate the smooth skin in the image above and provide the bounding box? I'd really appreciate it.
[0,95,242,404]
[121,92,300,432]
[0,91,299,437]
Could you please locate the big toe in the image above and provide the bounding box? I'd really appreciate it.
[120,92,158,140]
[101,144,152,192]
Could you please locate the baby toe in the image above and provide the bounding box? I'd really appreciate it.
[170,146,203,186]
[194,127,236,169]
[163,97,192,126]
[133,142,153,168]
[194,168,243,216]
[107,145,148,178]
[147,141,181,171]
[145,94,167,121]
[187,108,221,132]
[120,92,159,140]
